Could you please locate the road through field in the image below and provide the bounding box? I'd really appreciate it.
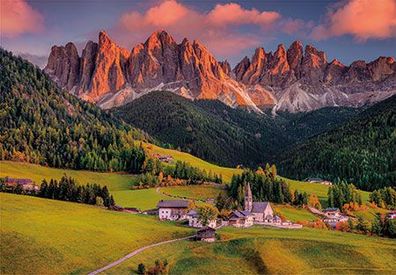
[88,235,195,275]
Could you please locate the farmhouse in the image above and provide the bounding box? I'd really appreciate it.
[305,177,332,186]
[228,210,254,227]
[322,207,348,227]
[196,227,216,242]
[3,177,39,191]
[187,209,217,228]
[157,200,190,221]
[153,153,173,163]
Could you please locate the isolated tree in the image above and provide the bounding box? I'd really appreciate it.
[198,204,219,226]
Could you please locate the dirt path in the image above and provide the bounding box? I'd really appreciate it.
[88,235,195,275]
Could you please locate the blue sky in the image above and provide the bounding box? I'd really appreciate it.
[1,0,395,67]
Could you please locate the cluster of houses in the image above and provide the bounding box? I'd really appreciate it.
[156,182,301,241]
[1,177,39,192]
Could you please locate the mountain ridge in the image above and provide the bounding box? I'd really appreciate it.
[45,30,396,113]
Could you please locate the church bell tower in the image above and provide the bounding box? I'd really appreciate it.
[244,182,253,212]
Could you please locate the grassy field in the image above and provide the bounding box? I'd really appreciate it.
[0,193,193,274]
[0,161,372,210]
[160,185,224,201]
[106,226,396,274]
[281,176,371,207]
[273,204,317,222]
[142,142,241,183]
[0,161,137,191]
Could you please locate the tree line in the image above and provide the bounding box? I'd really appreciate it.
[0,175,115,207]
[369,187,396,210]
[327,181,363,209]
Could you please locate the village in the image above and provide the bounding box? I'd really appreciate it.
[2,176,396,243]
[153,182,372,242]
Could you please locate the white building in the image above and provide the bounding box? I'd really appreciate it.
[322,208,349,227]
[187,210,217,228]
[157,200,190,221]
[228,210,254,227]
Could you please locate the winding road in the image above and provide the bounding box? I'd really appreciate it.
[88,235,195,275]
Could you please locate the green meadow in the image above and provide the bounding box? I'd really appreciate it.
[160,185,224,201]
[0,161,137,191]
[0,193,193,274]
[0,161,371,210]
[106,226,396,274]
[273,204,317,222]
[142,142,241,183]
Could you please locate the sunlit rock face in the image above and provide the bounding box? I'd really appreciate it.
[45,31,395,113]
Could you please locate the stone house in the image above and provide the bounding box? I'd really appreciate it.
[228,210,254,227]
[157,200,190,221]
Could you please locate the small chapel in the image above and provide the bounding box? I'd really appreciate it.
[229,182,278,227]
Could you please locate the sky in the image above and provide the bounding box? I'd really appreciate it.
[1,0,395,68]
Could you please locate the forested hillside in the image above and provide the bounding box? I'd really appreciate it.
[278,95,396,191]
[0,49,148,172]
[114,91,288,167]
[114,91,361,167]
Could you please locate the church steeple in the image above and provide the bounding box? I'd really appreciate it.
[244,182,253,211]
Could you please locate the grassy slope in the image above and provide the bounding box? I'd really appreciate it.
[0,161,137,191]
[141,142,241,183]
[0,193,193,274]
[160,185,224,201]
[107,227,396,274]
[0,161,370,210]
[273,204,317,222]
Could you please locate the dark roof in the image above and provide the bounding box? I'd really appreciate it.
[323,208,340,212]
[197,227,216,238]
[251,202,270,213]
[157,200,189,208]
[230,210,252,219]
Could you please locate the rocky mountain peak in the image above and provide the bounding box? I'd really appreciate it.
[45,30,396,113]
[287,40,303,72]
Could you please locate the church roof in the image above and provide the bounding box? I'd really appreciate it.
[230,210,252,219]
[251,202,270,213]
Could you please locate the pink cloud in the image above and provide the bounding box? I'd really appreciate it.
[207,3,280,27]
[1,0,44,37]
[312,0,396,41]
[116,1,281,57]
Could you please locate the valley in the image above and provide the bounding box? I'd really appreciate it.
[1,1,396,273]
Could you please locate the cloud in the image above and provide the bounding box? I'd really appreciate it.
[312,0,396,41]
[207,3,280,27]
[17,52,48,69]
[1,0,44,37]
[116,1,281,57]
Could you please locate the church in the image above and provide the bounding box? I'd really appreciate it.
[229,182,276,227]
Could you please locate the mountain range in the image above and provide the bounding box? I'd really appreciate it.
[44,30,396,113]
